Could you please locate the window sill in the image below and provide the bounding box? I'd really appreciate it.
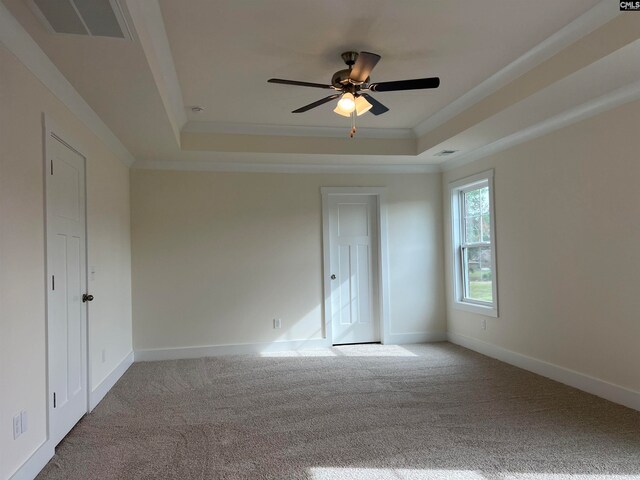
[452,301,498,318]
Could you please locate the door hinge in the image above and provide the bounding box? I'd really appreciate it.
[52,275,55,291]
[50,159,53,175]
[53,392,56,408]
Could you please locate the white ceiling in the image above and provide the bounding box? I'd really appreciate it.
[161,0,599,129]
[5,0,637,170]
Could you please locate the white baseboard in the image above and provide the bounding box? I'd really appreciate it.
[448,332,640,412]
[134,334,451,362]
[8,440,54,480]
[89,351,134,411]
[385,332,448,345]
[134,338,331,362]
[9,353,134,479]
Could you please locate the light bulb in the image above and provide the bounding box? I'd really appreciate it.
[354,95,372,116]
[333,105,351,117]
[337,93,356,113]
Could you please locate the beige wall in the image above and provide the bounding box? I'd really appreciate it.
[443,100,640,393]
[130,170,445,351]
[0,46,133,479]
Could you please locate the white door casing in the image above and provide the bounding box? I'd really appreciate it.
[45,130,88,446]
[327,194,380,345]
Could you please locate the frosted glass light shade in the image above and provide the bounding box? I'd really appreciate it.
[337,93,355,111]
[334,93,356,116]
[355,95,372,116]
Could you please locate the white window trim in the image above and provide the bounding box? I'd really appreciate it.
[449,170,499,318]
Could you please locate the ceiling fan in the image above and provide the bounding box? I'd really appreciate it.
[267,51,440,136]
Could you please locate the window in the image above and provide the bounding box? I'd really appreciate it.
[450,170,498,317]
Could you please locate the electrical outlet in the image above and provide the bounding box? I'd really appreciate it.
[13,414,21,439]
[273,318,282,329]
[20,411,28,433]
[481,319,487,330]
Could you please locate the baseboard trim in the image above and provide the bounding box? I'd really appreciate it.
[89,351,134,411]
[448,332,640,412]
[135,338,331,362]
[8,440,54,480]
[385,332,448,345]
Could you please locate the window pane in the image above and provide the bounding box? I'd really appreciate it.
[465,216,481,243]
[464,246,493,303]
[481,214,491,242]
[480,187,490,214]
[464,189,482,216]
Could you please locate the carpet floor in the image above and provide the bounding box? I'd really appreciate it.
[37,343,640,480]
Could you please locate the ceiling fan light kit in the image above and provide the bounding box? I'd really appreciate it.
[268,51,440,137]
[333,93,373,118]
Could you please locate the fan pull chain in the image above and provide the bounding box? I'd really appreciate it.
[349,111,357,138]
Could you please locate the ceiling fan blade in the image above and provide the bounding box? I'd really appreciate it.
[292,94,341,113]
[350,52,381,84]
[360,93,389,116]
[369,77,440,92]
[268,78,334,89]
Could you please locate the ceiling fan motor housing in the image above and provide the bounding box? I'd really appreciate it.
[332,69,353,88]
[332,51,370,89]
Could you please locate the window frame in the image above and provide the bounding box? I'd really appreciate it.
[449,170,498,317]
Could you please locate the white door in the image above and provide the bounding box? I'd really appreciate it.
[328,195,380,345]
[46,133,88,446]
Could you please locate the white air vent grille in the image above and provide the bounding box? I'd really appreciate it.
[29,0,132,40]
[434,149,459,157]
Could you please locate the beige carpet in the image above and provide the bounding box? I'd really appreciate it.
[37,343,640,479]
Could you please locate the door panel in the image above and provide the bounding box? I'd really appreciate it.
[329,195,380,345]
[46,134,87,446]
[356,244,371,325]
[338,203,368,237]
[337,244,351,325]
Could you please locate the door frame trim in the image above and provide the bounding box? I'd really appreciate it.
[321,187,390,345]
[42,114,90,447]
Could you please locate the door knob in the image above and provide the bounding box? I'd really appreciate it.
[331,274,336,280]
[82,294,94,303]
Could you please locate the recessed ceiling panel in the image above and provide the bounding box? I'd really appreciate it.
[159,0,601,129]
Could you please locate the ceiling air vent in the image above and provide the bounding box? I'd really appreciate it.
[29,0,132,40]
[434,149,459,157]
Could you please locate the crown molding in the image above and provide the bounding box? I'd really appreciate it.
[182,121,416,140]
[132,159,441,174]
[0,2,135,166]
[413,0,620,138]
[441,79,640,172]
[124,0,186,146]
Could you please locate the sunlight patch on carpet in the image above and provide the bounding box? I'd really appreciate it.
[308,468,640,480]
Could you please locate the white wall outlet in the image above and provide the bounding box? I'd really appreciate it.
[13,414,21,439]
[273,318,282,329]
[101,348,106,363]
[20,410,28,433]
[481,319,487,330]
